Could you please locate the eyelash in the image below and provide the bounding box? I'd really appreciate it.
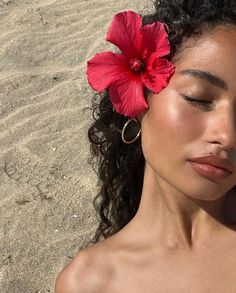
[181,95,213,111]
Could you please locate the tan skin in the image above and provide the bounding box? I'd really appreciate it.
[55,26,236,292]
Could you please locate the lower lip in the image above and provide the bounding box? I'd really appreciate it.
[189,161,231,179]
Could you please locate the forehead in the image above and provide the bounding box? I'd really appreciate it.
[174,26,236,89]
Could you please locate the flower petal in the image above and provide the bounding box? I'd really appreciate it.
[86,52,128,92]
[106,11,143,58]
[141,22,170,58]
[109,73,148,118]
[142,55,175,93]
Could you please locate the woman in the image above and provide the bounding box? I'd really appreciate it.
[55,0,236,292]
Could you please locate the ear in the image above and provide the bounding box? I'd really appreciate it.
[136,111,146,123]
[136,90,152,123]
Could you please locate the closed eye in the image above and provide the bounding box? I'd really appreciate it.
[181,95,213,111]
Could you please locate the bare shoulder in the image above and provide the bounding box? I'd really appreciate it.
[55,241,113,293]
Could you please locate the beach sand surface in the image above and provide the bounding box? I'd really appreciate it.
[0,0,152,292]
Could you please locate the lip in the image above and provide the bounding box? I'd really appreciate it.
[189,155,234,173]
[189,161,231,179]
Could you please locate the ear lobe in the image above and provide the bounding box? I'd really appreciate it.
[136,90,152,122]
[136,109,148,123]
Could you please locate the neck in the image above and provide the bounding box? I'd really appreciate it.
[133,162,229,251]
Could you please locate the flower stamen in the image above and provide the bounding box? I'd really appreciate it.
[129,58,144,73]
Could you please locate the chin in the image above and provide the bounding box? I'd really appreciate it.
[184,185,227,202]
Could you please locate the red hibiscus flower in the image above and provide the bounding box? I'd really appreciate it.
[86,10,175,118]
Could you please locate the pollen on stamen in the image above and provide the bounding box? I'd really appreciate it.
[129,58,144,73]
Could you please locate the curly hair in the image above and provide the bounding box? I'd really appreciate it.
[86,0,236,246]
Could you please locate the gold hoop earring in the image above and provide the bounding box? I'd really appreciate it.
[121,118,141,144]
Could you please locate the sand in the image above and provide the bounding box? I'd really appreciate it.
[0,0,153,292]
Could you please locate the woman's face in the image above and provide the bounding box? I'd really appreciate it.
[140,26,236,201]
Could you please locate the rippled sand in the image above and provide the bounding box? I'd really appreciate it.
[0,0,152,292]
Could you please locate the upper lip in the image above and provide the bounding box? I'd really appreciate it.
[189,155,234,173]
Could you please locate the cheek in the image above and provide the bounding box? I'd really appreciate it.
[165,102,202,141]
[141,94,205,162]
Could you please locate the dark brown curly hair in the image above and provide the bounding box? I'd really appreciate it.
[85,0,236,246]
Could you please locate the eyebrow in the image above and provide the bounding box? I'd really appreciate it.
[179,69,228,90]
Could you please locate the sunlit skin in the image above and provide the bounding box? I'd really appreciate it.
[55,25,236,293]
[132,25,236,251]
[99,25,236,290]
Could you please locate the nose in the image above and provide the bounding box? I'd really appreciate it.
[206,104,236,151]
